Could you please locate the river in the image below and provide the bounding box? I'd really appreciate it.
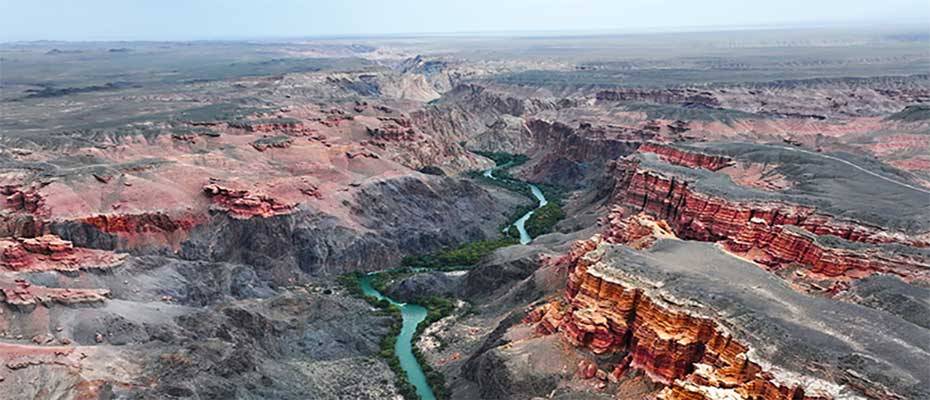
[485,165,548,244]
[361,163,548,400]
[359,275,435,400]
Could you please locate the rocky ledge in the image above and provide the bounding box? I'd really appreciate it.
[637,142,733,171]
[602,152,930,287]
[0,234,127,272]
[202,183,296,219]
[527,237,929,400]
[1,279,110,307]
[1,185,44,215]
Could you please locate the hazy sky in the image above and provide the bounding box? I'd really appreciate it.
[2,0,928,41]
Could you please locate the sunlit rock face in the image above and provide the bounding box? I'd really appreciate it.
[523,236,929,400]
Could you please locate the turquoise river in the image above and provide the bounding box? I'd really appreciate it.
[361,165,547,400]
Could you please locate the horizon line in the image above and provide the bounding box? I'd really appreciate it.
[3,18,928,44]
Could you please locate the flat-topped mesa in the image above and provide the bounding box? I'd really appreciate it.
[548,252,835,400]
[202,183,296,219]
[638,143,734,171]
[0,235,127,272]
[622,167,924,247]
[1,279,110,307]
[317,109,354,128]
[1,185,45,215]
[615,168,930,284]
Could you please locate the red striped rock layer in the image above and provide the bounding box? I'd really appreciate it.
[202,184,295,219]
[81,212,202,235]
[623,169,918,246]
[1,279,110,307]
[601,210,677,249]
[2,185,45,215]
[547,250,830,400]
[0,235,126,273]
[616,167,928,283]
[75,211,204,251]
[638,143,733,171]
[727,220,929,282]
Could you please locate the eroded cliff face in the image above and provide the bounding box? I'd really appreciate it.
[456,128,928,400]
[618,166,918,246]
[637,143,733,172]
[601,151,930,288]
[558,255,827,399]
[0,234,126,272]
[521,120,646,187]
[520,231,929,400]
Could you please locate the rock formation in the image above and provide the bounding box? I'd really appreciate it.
[250,135,294,151]
[637,143,733,171]
[202,183,296,219]
[1,185,44,215]
[1,280,110,307]
[523,236,928,399]
[0,235,126,272]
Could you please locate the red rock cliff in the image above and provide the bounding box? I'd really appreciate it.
[638,143,733,171]
[202,184,295,219]
[0,235,127,272]
[610,164,929,284]
[531,244,833,400]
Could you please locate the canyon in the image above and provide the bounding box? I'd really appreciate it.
[0,27,928,400]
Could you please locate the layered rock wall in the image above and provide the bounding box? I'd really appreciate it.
[612,165,928,283]
[202,184,296,219]
[637,143,733,171]
[0,235,126,272]
[542,246,832,400]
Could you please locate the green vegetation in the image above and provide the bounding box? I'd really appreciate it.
[524,202,566,238]
[337,272,419,399]
[412,296,455,400]
[468,151,570,241]
[402,236,519,270]
[467,168,529,194]
[339,152,568,400]
[380,312,420,400]
[473,151,529,167]
[414,345,449,400]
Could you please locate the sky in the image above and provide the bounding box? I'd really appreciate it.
[1,0,929,41]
